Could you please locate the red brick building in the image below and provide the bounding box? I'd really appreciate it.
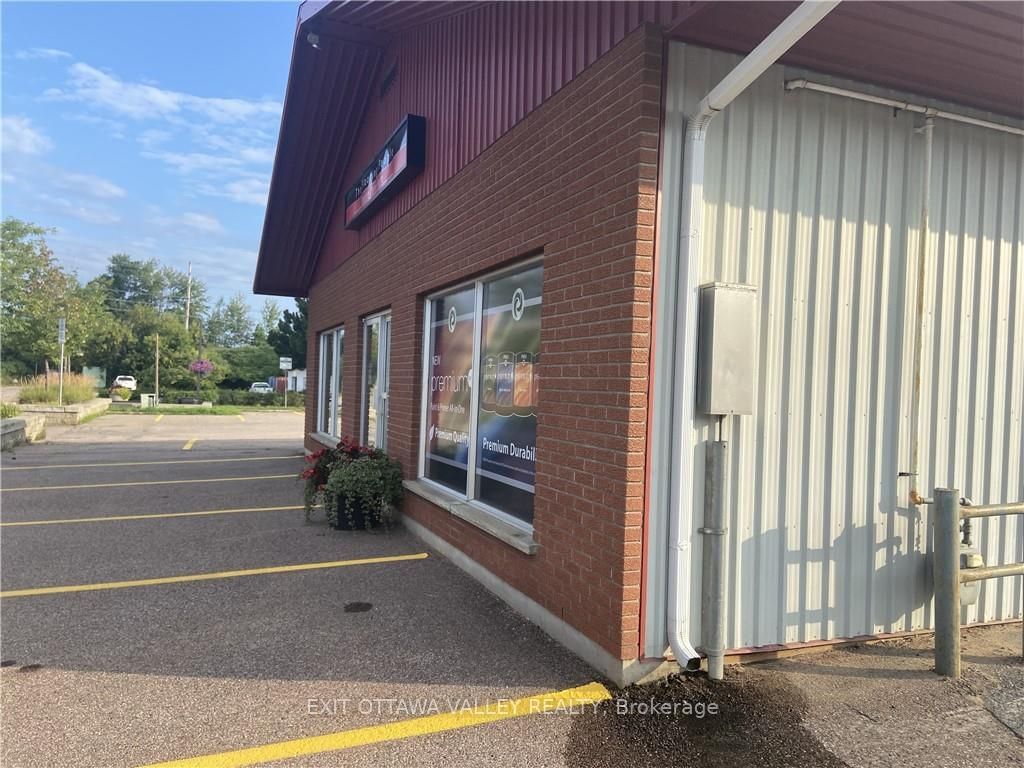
[256,2,1024,685]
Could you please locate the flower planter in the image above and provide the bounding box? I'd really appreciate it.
[329,495,381,530]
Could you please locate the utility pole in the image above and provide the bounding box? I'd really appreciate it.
[184,261,193,330]
[155,333,160,406]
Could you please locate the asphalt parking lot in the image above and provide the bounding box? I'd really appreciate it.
[1,413,602,768]
[5,413,1021,768]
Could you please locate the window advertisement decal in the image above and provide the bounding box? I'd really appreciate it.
[475,264,542,523]
[425,288,475,492]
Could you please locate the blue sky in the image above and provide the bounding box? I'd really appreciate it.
[1,1,298,306]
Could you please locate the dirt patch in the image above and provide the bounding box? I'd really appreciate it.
[564,666,846,768]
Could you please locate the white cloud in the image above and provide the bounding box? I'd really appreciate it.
[15,48,72,61]
[33,191,121,225]
[46,62,281,124]
[137,128,172,149]
[52,171,126,200]
[63,113,127,139]
[181,212,224,234]
[197,176,269,207]
[142,149,242,175]
[1,115,53,155]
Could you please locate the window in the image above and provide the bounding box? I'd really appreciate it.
[362,312,391,449]
[317,327,344,438]
[420,261,543,526]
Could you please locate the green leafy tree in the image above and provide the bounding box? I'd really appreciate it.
[203,293,253,347]
[0,218,113,375]
[98,254,208,323]
[218,343,279,388]
[119,307,201,390]
[252,298,280,343]
[268,298,308,369]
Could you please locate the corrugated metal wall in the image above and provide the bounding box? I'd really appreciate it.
[651,43,1023,653]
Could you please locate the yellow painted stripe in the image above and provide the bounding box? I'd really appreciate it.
[154,414,164,423]
[2,474,294,492]
[138,681,610,768]
[182,438,197,451]
[0,553,428,598]
[1,455,302,471]
[1,505,304,527]
[236,414,245,421]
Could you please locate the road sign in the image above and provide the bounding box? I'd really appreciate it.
[279,357,293,371]
[58,318,66,345]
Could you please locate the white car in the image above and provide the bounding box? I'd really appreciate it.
[249,382,274,394]
[113,375,137,391]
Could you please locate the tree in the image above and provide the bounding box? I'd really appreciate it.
[101,253,165,313]
[252,298,281,343]
[219,344,279,388]
[1,218,112,375]
[98,254,208,324]
[203,293,252,347]
[118,307,200,390]
[268,298,308,369]
[161,264,208,320]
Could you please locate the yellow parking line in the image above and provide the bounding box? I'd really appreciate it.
[1,504,304,527]
[1,455,302,471]
[0,553,429,599]
[138,681,610,768]
[154,414,164,423]
[1,474,294,492]
[182,438,197,451]
[236,414,245,421]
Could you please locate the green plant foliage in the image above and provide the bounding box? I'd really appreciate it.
[323,452,403,530]
[0,402,20,419]
[217,343,279,388]
[301,438,403,530]
[268,298,307,370]
[18,373,97,404]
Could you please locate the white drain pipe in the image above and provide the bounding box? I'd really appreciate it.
[664,0,839,676]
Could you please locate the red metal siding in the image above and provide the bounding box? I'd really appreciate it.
[315,1,683,279]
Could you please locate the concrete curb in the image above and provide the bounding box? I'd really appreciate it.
[1,414,46,450]
[16,397,110,426]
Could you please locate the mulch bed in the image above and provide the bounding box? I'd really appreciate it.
[564,667,848,768]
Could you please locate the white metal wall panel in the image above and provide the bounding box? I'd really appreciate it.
[648,42,1023,655]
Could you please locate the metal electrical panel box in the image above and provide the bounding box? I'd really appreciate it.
[697,283,758,415]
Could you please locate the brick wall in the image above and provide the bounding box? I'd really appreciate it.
[305,25,663,661]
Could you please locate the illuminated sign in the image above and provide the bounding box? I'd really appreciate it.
[344,114,426,230]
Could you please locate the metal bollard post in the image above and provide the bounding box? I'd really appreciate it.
[934,488,961,677]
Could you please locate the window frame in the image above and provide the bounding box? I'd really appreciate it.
[315,326,344,440]
[417,257,543,533]
[360,310,391,450]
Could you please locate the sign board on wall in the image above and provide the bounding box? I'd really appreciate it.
[475,264,543,521]
[344,114,426,230]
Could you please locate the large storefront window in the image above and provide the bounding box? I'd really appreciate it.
[420,261,542,525]
[317,327,344,437]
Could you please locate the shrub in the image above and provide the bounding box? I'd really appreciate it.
[109,387,132,401]
[300,436,402,529]
[0,402,19,419]
[18,373,97,404]
[323,451,403,530]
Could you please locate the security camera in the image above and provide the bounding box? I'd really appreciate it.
[306,32,320,49]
